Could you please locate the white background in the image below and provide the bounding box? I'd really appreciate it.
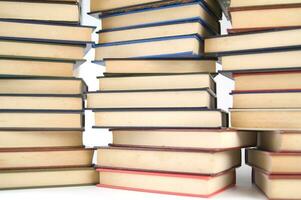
[0,1,265,199]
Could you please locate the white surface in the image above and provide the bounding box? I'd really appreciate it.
[2,2,263,200]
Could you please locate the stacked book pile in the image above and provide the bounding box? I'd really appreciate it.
[89,0,256,197]
[0,0,98,189]
[205,0,301,199]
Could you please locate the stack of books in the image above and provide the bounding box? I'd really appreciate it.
[89,0,256,197]
[0,0,98,189]
[205,1,301,199]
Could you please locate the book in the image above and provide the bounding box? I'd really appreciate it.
[231,90,301,109]
[253,168,301,200]
[0,130,83,149]
[0,110,84,130]
[0,94,83,111]
[98,21,215,44]
[97,168,235,198]
[205,28,301,55]
[233,71,301,91]
[0,148,93,170]
[231,108,301,130]
[97,147,241,175]
[0,77,86,95]
[94,35,203,60]
[0,1,80,24]
[98,73,216,91]
[103,59,217,74]
[247,149,301,174]
[0,58,75,77]
[99,2,219,33]
[258,131,301,152]
[87,88,216,109]
[111,129,257,150]
[0,20,93,44]
[0,39,86,61]
[221,49,301,72]
[230,0,301,7]
[0,167,98,190]
[229,3,301,30]
[93,109,228,128]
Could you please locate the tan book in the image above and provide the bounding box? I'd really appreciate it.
[0,1,79,23]
[247,149,301,174]
[230,0,301,7]
[231,108,301,130]
[0,94,83,111]
[111,129,256,150]
[233,71,301,91]
[258,131,301,152]
[97,147,241,175]
[93,109,228,128]
[103,59,216,74]
[0,77,86,95]
[0,167,98,190]
[0,148,93,170]
[0,59,75,77]
[87,89,216,109]
[97,168,235,198]
[0,131,83,149]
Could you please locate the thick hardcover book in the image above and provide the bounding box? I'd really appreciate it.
[97,168,235,198]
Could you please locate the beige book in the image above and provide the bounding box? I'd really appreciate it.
[205,28,301,55]
[0,148,93,170]
[0,59,74,77]
[0,21,93,43]
[0,39,85,61]
[222,50,301,72]
[93,109,228,128]
[231,108,301,130]
[95,36,202,60]
[111,129,256,150]
[258,131,301,152]
[0,78,86,95]
[0,111,83,130]
[254,169,301,200]
[99,21,212,44]
[0,95,83,111]
[233,71,301,91]
[87,89,216,109]
[97,168,235,198]
[0,1,79,23]
[0,131,83,149]
[247,149,301,174]
[232,91,301,109]
[104,59,216,74]
[101,3,219,33]
[97,147,241,175]
[0,167,98,190]
[230,0,301,7]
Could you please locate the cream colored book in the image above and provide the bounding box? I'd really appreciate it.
[103,59,216,74]
[111,129,256,150]
[0,78,86,95]
[0,59,75,77]
[93,109,228,128]
[97,147,241,175]
[231,108,301,130]
[0,1,79,23]
[253,169,301,200]
[0,95,83,111]
[0,131,83,149]
[0,39,85,61]
[0,148,94,170]
[230,0,301,7]
[0,167,98,190]
[87,89,216,109]
[95,35,202,60]
[247,149,301,174]
[97,168,235,198]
